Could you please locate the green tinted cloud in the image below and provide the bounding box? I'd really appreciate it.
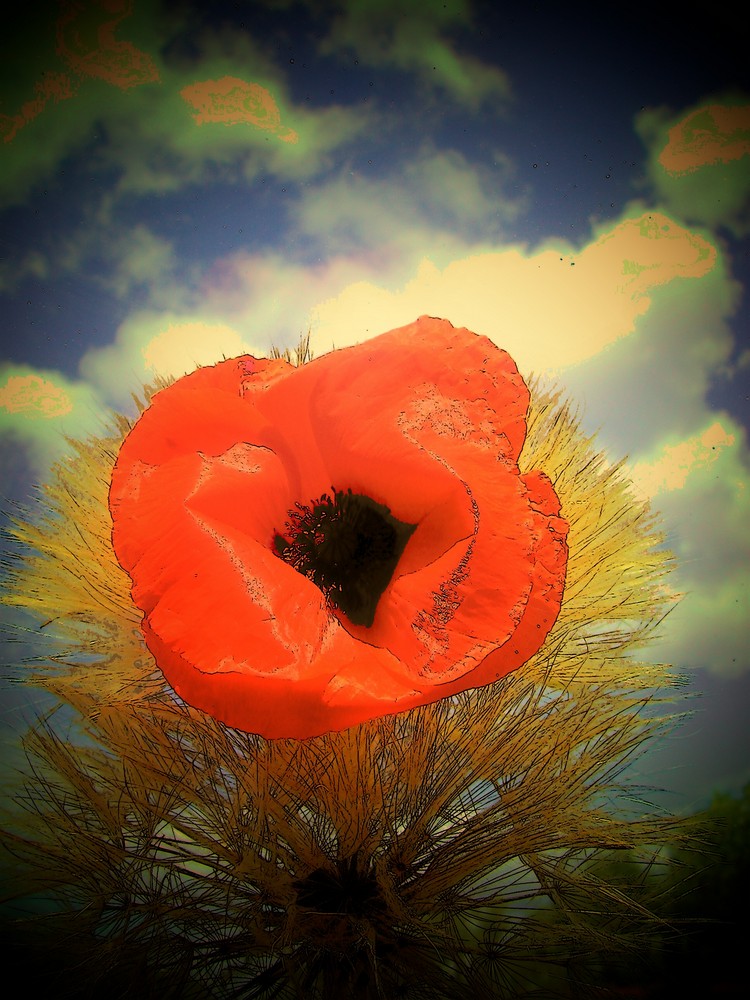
[319,0,511,108]
[636,97,750,235]
[647,429,750,676]
[0,2,370,206]
[0,364,107,481]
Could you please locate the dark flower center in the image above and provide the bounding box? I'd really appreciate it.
[274,488,416,627]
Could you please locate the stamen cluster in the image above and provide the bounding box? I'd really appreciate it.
[274,488,415,627]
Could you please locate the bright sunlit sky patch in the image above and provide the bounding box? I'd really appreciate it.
[1,0,749,809]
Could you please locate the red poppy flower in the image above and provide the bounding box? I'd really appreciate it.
[109,316,568,739]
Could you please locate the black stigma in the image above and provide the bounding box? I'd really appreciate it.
[274,488,416,627]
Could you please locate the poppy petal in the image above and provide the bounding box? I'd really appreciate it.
[110,317,569,738]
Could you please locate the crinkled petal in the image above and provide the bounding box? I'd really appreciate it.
[110,316,569,738]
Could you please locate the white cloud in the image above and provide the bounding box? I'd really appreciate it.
[78,312,260,409]
[292,148,524,263]
[632,420,750,676]
[308,210,717,374]
[559,233,738,457]
[143,321,252,378]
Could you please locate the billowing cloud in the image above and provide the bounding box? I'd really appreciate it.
[75,247,378,408]
[308,210,716,373]
[636,97,750,235]
[0,365,105,482]
[630,421,736,497]
[0,3,371,207]
[1,0,159,146]
[658,104,750,175]
[78,312,258,408]
[104,224,179,301]
[142,321,253,378]
[627,417,750,677]
[0,373,72,418]
[41,221,183,302]
[319,0,511,109]
[561,249,738,458]
[293,148,524,260]
[180,76,298,143]
[55,0,160,90]
[0,71,77,147]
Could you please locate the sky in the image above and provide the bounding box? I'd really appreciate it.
[1,0,749,813]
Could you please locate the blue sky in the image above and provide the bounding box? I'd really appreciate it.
[1,0,749,811]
